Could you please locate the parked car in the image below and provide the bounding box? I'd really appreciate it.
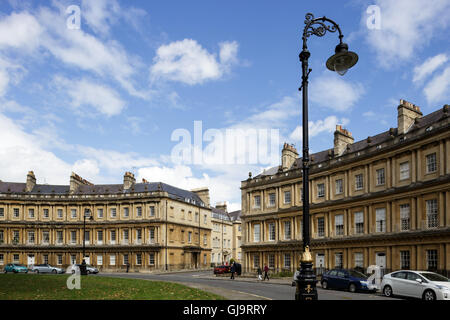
[31,264,65,274]
[321,269,377,293]
[3,264,28,273]
[214,265,231,274]
[381,270,450,301]
[67,264,99,274]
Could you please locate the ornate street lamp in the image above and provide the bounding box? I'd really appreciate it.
[296,13,358,300]
[81,208,93,275]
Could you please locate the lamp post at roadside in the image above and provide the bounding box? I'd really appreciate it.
[296,13,358,300]
[81,208,93,275]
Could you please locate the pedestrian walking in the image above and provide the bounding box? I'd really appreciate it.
[230,262,236,280]
[263,264,269,281]
[126,263,130,273]
[257,266,262,281]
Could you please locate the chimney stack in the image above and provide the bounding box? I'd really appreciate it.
[334,125,354,157]
[26,171,36,192]
[281,143,298,171]
[123,172,136,190]
[191,187,210,207]
[397,99,422,135]
[70,172,93,193]
[215,202,228,213]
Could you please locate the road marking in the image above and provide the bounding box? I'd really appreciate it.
[234,290,272,300]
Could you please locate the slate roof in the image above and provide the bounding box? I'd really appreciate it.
[254,107,448,178]
[0,181,205,206]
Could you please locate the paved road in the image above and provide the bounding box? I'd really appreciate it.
[98,271,398,300]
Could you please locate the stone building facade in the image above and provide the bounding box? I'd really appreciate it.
[0,172,212,272]
[210,203,242,266]
[240,100,450,276]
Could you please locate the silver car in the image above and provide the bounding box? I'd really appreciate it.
[381,270,450,300]
[31,264,65,274]
[67,264,99,274]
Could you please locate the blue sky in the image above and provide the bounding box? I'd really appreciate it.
[0,0,449,211]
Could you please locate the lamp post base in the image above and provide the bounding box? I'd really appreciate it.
[80,259,88,276]
[295,256,318,300]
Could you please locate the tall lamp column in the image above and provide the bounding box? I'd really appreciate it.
[296,13,358,301]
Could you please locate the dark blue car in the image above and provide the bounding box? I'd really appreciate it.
[321,269,376,293]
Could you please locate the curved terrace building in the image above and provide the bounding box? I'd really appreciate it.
[241,101,450,276]
[0,171,212,272]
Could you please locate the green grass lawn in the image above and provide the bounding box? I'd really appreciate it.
[0,274,225,300]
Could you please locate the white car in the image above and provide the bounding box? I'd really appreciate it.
[381,270,450,300]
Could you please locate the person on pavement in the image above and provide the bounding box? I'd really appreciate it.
[257,266,262,281]
[230,262,236,280]
[263,264,269,281]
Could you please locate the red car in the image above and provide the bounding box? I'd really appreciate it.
[214,265,231,274]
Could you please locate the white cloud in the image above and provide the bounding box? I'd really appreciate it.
[233,95,299,130]
[54,76,125,116]
[362,111,376,118]
[0,56,26,97]
[423,66,450,104]
[364,0,450,67]
[413,54,448,83]
[77,146,159,175]
[0,112,72,184]
[219,41,239,65]
[150,39,239,85]
[309,74,364,111]
[0,7,147,99]
[0,12,42,51]
[137,164,255,212]
[81,0,121,36]
[289,116,350,141]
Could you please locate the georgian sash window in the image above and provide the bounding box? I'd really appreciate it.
[335,179,343,195]
[284,221,291,240]
[268,193,276,207]
[354,212,364,234]
[400,204,410,231]
[354,253,363,268]
[149,228,155,244]
[426,199,438,228]
[335,214,344,236]
[28,231,35,244]
[376,168,385,186]
[253,224,261,242]
[317,184,325,198]
[426,153,437,173]
[254,195,261,208]
[400,251,410,269]
[335,253,343,268]
[375,208,386,232]
[317,217,325,237]
[400,162,410,180]
[268,223,276,241]
[284,191,291,204]
[56,231,63,244]
[355,174,364,190]
[426,250,438,270]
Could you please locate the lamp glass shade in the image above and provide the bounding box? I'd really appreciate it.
[326,49,358,76]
